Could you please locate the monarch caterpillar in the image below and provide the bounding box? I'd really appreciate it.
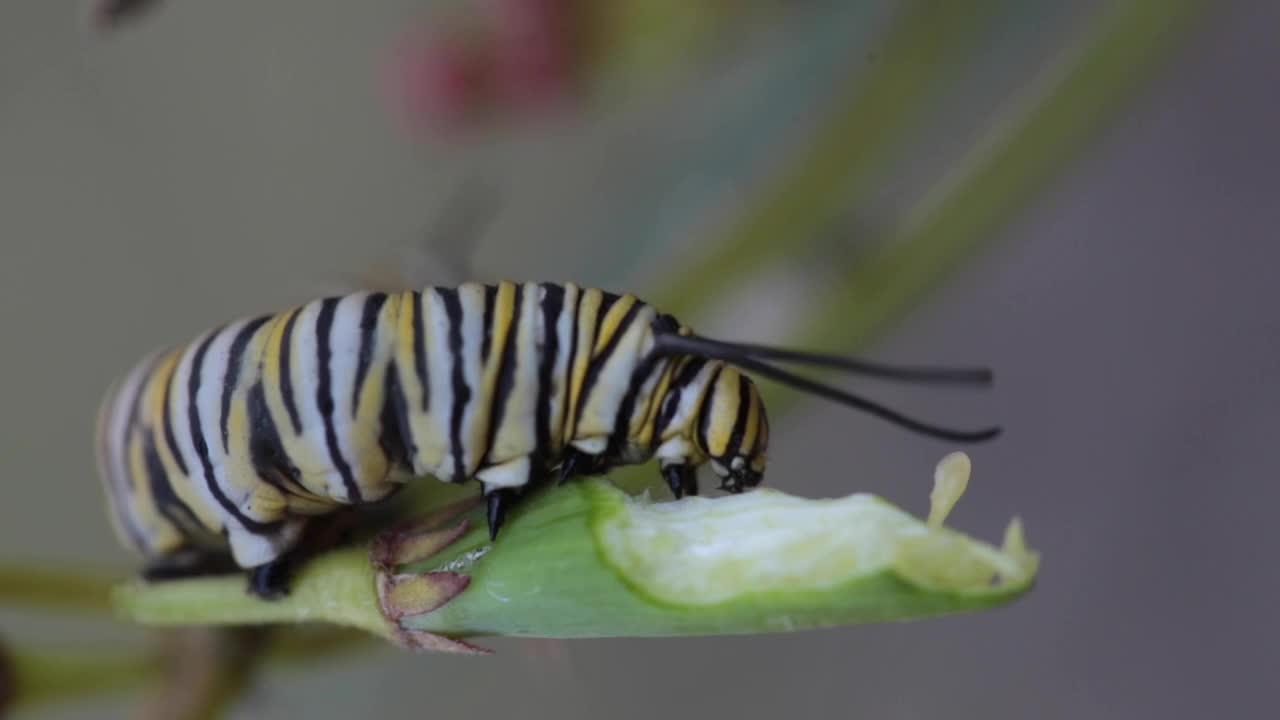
[96,281,998,599]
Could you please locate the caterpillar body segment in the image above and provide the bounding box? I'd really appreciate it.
[98,283,733,594]
[96,281,999,599]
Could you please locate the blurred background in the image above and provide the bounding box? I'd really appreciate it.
[1,0,1275,717]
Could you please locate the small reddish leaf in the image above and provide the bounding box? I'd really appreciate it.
[377,572,471,621]
[371,518,473,571]
[399,630,492,655]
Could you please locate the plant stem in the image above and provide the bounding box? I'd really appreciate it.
[0,564,118,615]
[113,548,392,641]
[5,646,153,709]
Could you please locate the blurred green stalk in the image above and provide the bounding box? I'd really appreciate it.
[654,0,1007,316]
[4,646,152,711]
[665,0,1205,418]
[797,0,1210,371]
[0,565,116,615]
[1,627,375,716]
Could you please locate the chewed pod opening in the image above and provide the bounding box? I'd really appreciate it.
[594,451,1038,607]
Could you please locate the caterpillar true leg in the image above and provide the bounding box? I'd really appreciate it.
[661,463,699,499]
[247,556,294,600]
[141,551,238,582]
[484,488,517,541]
[556,448,612,484]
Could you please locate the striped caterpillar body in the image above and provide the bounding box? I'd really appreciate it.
[96,281,999,598]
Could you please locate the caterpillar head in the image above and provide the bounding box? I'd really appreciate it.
[693,365,769,492]
[651,359,768,496]
[649,328,999,499]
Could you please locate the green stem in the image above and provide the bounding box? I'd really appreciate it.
[5,646,153,709]
[4,631,378,716]
[113,548,391,641]
[0,564,118,614]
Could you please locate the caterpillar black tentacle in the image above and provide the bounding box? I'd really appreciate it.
[96,281,999,599]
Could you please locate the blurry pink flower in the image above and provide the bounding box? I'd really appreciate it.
[484,0,579,111]
[383,25,492,135]
[382,1,585,137]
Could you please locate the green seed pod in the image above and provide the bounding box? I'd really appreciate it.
[114,453,1038,651]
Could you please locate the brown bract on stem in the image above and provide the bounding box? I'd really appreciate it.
[371,497,492,654]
